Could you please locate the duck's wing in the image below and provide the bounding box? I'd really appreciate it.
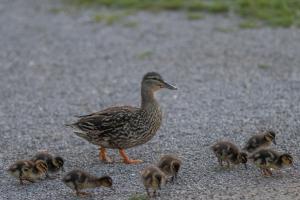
[69,106,139,133]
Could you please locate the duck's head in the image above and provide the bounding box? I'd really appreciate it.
[98,176,113,188]
[264,131,276,145]
[142,72,177,92]
[53,156,64,171]
[280,153,294,167]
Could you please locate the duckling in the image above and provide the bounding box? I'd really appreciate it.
[249,149,294,176]
[140,165,166,197]
[243,130,276,153]
[211,141,248,169]
[66,72,177,164]
[31,151,64,178]
[8,160,48,184]
[157,155,182,183]
[62,169,113,197]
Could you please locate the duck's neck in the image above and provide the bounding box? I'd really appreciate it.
[141,85,158,110]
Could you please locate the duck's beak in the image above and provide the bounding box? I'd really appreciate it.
[273,139,277,145]
[162,80,177,90]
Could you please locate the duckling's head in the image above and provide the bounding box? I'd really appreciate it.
[171,160,181,174]
[238,152,248,169]
[8,162,23,178]
[98,176,113,188]
[142,72,177,92]
[264,131,276,145]
[8,161,34,179]
[53,156,64,171]
[280,154,293,167]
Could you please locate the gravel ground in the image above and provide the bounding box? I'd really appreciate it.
[1,0,300,199]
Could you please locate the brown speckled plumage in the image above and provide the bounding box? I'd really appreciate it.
[211,141,248,169]
[140,165,166,197]
[157,155,182,183]
[243,130,276,153]
[67,72,177,164]
[8,160,48,184]
[62,169,113,196]
[249,149,294,176]
[31,151,64,174]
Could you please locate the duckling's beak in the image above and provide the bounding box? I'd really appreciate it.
[292,163,297,170]
[110,186,115,192]
[273,139,277,145]
[161,80,177,90]
[61,167,65,172]
[244,163,248,170]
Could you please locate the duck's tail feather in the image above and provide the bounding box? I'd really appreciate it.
[74,131,89,140]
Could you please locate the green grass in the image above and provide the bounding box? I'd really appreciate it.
[186,12,204,20]
[128,194,148,200]
[64,0,300,27]
[258,63,271,69]
[239,20,258,29]
[93,11,131,24]
[123,20,138,28]
[236,0,300,27]
[136,51,153,60]
[214,27,236,33]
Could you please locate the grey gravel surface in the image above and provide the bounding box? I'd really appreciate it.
[1,0,300,199]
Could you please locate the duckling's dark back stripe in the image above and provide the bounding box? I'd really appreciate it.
[35,161,48,174]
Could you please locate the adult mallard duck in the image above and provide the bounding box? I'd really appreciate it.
[66,72,177,164]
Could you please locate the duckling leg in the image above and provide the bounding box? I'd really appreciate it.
[145,188,151,197]
[99,147,113,163]
[153,189,157,197]
[46,172,57,180]
[226,160,230,168]
[265,168,273,176]
[218,158,223,167]
[261,168,271,176]
[119,149,143,164]
[75,191,90,197]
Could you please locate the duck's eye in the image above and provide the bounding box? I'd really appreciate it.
[149,77,160,81]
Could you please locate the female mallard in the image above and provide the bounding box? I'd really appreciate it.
[67,72,177,164]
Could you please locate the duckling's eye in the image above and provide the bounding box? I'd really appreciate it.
[23,168,29,172]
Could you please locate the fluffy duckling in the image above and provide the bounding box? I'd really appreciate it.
[243,130,276,153]
[31,151,64,178]
[62,170,113,197]
[140,165,166,197]
[249,149,294,176]
[8,160,48,184]
[211,141,248,169]
[157,155,182,183]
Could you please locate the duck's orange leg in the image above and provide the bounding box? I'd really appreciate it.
[99,147,112,163]
[119,149,143,164]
